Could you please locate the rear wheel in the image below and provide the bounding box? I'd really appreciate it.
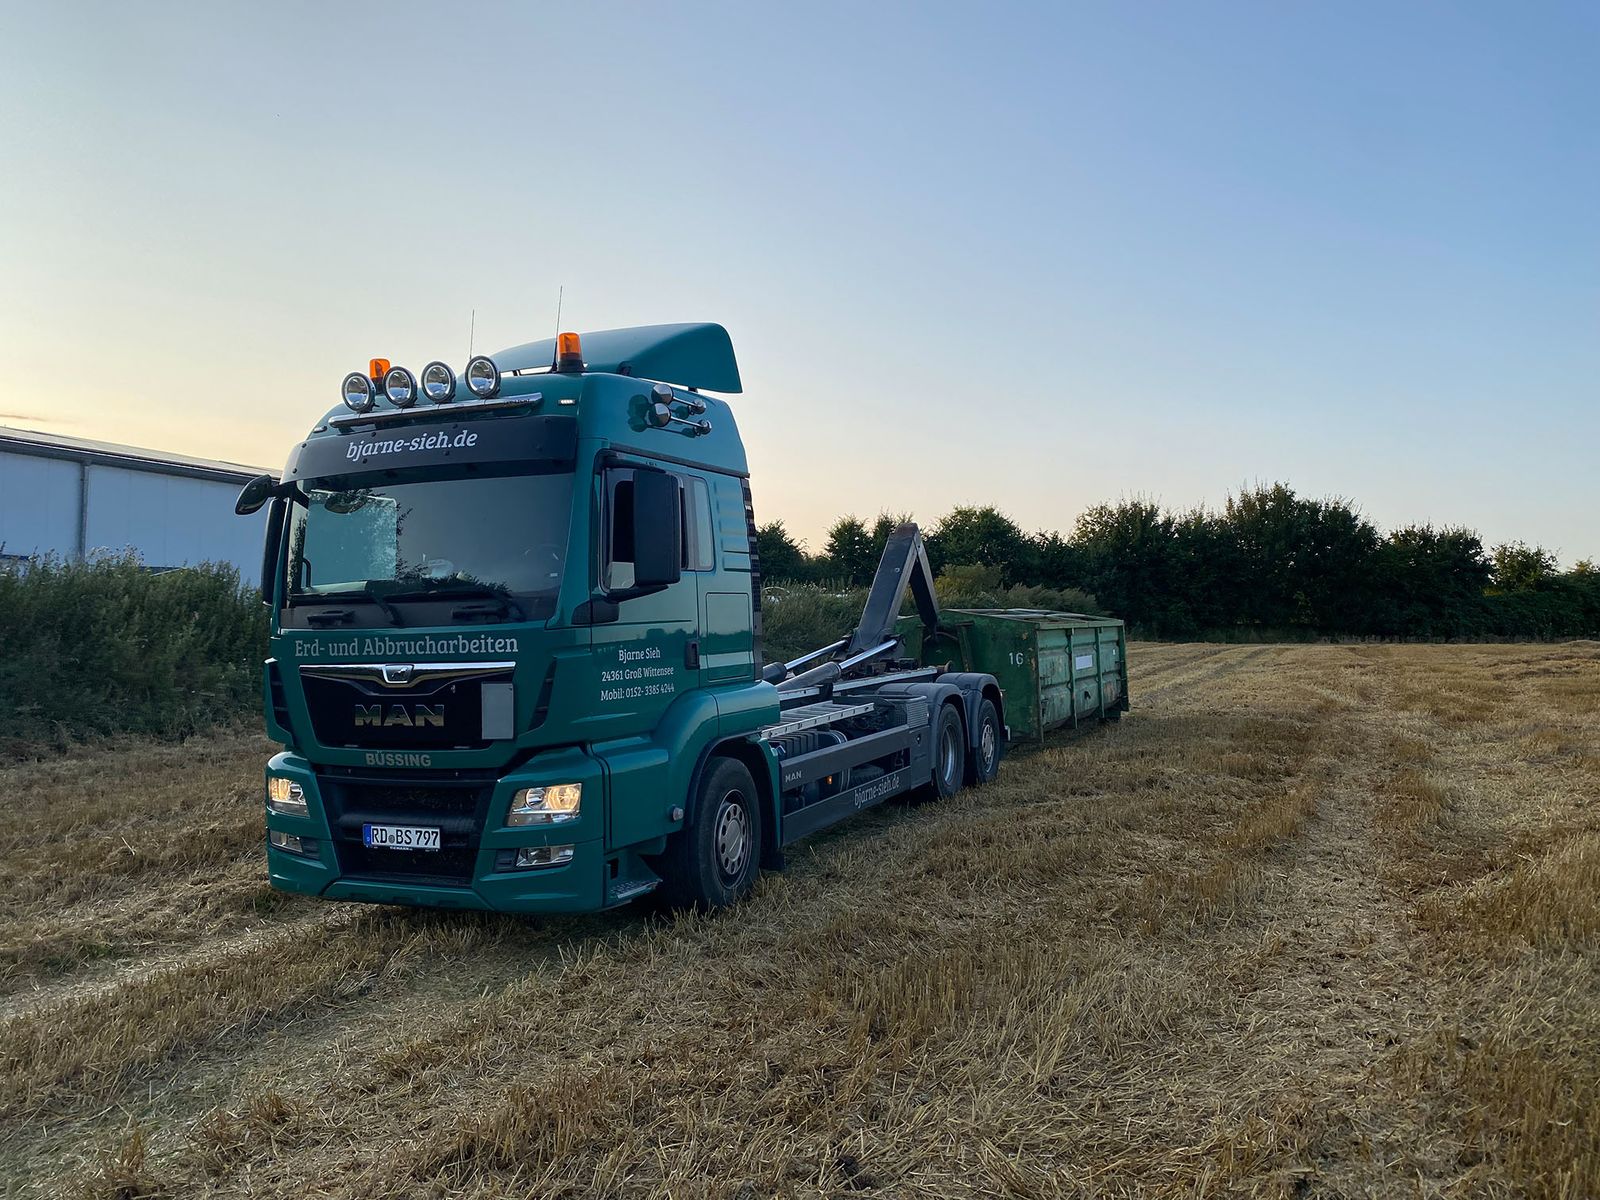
[658,757,763,910]
[931,703,966,799]
[967,698,1003,785]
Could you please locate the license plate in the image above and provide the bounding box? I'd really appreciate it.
[362,824,441,851]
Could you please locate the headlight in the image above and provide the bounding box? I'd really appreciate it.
[384,366,418,408]
[421,361,456,403]
[465,355,500,399]
[507,782,581,826]
[342,372,374,413]
[267,777,309,818]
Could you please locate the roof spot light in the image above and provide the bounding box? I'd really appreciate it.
[342,372,375,413]
[384,366,418,408]
[421,361,456,403]
[465,355,501,399]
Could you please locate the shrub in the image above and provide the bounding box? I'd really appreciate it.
[0,553,267,753]
[936,564,1103,615]
[759,585,864,665]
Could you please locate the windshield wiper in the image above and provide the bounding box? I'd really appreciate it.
[450,599,526,622]
[304,609,355,627]
[383,584,526,623]
[293,586,405,626]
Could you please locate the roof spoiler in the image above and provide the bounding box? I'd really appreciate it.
[493,322,742,393]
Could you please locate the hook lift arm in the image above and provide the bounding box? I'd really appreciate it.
[767,523,941,691]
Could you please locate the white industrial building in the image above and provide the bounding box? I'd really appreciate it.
[0,426,273,576]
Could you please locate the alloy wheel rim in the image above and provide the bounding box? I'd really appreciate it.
[714,791,751,880]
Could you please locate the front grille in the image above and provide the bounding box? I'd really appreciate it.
[318,772,496,887]
[336,781,483,819]
[299,670,505,751]
[339,842,481,885]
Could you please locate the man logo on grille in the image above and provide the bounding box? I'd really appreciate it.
[355,704,444,728]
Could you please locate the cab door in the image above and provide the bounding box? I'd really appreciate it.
[694,472,757,686]
[578,460,701,745]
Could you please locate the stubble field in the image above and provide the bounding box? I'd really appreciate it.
[1,642,1598,1198]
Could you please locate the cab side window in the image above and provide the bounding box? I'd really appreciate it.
[603,466,713,586]
[604,471,636,590]
[685,476,714,571]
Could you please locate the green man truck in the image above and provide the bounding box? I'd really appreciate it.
[236,324,1127,913]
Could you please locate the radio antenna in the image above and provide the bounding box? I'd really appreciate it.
[468,308,476,358]
[554,285,563,336]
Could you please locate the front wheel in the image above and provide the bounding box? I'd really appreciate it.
[658,757,763,910]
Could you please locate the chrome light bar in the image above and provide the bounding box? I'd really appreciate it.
[329,393,543,429]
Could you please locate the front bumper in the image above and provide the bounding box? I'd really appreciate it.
[263,748,614,914]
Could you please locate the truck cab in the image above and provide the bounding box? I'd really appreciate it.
[241,324,1006,914]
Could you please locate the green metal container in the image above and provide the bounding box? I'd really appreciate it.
[899,609,1128,741]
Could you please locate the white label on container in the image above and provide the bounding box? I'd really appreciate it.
[1074,653,1095,671]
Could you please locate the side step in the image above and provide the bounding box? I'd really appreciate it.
[608,878,659,905]
[759,701,877,740]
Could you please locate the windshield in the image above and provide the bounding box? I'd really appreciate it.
[285,469,573,621]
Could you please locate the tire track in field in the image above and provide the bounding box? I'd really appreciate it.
[0,905,353,1023]
[1125,643,1228,687]
[1178,648,1446,1194]
[2,900,637,1191]
[1134,644,1273,706]
[0,899,646,1190]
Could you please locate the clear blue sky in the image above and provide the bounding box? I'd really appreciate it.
[1,1,1595,561]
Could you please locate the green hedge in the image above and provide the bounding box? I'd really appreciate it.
[0,554,267,753]
[760,585,864,665]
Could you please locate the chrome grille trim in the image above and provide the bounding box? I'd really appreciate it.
[299,661,515,690]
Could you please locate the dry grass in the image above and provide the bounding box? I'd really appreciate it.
[0,642,1596,1198]
[68,1128,166,1200]
[0,727,307,1000]
[1,914,395,1117]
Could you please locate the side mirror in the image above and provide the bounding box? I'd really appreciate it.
[631,469,682,589]
[235,473,277,515]
[259,497,287,604]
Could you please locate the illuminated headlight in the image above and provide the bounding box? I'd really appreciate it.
[342,372,375,413]
[267,777,309,818]
[384,365,418,408]
[269,830,318,856]
[465,355,500,399]
[507,783,581,826]
[421,361,456,403]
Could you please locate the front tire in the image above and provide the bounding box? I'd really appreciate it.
[659,757,763,910]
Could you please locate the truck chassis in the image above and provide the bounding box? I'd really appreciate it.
[748,524,1003,854]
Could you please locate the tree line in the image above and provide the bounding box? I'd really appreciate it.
[756,483,1600,640]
